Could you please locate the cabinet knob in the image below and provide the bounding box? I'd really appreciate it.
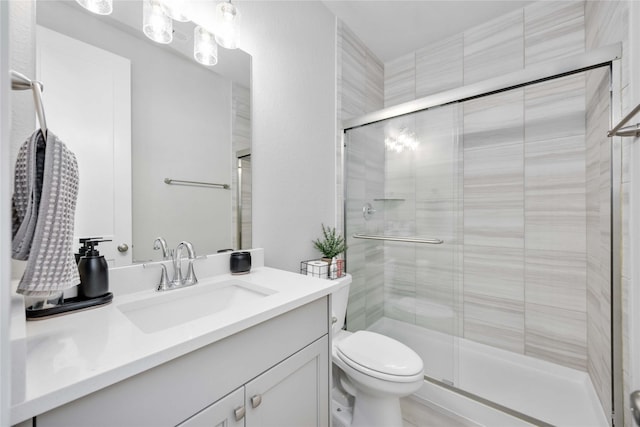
[251,394,262,408]
[117,243,129,253]
[234,406,246,421]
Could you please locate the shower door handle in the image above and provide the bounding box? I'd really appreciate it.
[632,390,640,426]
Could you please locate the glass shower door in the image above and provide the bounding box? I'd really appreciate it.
[344,103,462,384]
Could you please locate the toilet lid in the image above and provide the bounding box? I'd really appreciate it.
[336,331,423,377]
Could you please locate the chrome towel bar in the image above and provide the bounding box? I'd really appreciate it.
[352,234,444,244]
[164,178,229,189]
[608,103,640,137]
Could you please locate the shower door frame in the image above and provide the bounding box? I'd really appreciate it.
[341,43,624,426]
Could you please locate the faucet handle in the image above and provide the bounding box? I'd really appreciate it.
[144,262,171,291]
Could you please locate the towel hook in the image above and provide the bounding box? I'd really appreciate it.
[10,70,48,138]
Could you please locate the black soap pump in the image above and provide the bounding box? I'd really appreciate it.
[78,239,111,299]
[75,236,102,264]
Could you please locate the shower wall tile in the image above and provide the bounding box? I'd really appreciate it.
[384,243,417,322]
[524,73,586,143]
[365,239,385,325]
[525,302,587,370]
[341,24,366,120]
[463,143,524,248]
[416,244,457,334]
[524,1,585,66]
[463,9,524,85]
[524,135,587,253]
[525,249,586,312]
[340,23,384,121]
[464,244,524,298]
[463,90,524,150]
[384,52,415,107]
[464,293,525,354]
[414,104,461,201]
[415,34,463,98]
[365,54,385,114]
[585,0,628,51]
[346,237,367,331]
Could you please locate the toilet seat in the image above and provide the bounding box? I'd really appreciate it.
[335,331,423,383]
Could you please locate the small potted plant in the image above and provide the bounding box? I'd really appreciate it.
[313,224,346,267]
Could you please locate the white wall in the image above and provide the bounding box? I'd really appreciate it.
[239,1,337,272]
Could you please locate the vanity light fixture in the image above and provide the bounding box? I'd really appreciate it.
[194,26,219,66]
[160,0,191,22]
[214,0,240,49]
[143,0,173,44]
[75,0,112,15]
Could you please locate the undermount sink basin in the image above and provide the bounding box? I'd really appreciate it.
[118,279,276,333]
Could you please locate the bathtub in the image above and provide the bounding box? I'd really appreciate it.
[367,317,609,427]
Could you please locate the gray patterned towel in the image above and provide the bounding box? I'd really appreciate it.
[12,130,80,297]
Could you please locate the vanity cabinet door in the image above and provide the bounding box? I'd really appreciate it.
[245,336,329,427]
[177,387,245,427]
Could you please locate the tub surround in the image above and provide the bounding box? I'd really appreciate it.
[10,248,342,425]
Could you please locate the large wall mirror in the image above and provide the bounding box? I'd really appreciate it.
[35,0,251,265]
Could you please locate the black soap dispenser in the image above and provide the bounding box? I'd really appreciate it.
[78,239,111,299]
[75,237,102,264]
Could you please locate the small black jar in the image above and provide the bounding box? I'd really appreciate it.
[230,251,251,275]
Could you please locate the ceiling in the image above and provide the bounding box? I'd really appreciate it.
[322,0,534,63]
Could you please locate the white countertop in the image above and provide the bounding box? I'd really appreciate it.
[10,249,348,424]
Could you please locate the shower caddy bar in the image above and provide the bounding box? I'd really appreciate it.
[10,70,47,136]
[608,102,640,138]
[352,234,443,245]
[164,178,229,189]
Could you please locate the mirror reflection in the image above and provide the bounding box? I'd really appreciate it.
[35,0,251,265]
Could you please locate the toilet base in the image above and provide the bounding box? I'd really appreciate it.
[351,392,403,427]
[331,396,353,427]
[331,385,404,427]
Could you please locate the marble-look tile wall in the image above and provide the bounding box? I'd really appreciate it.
[382,1,593,371]
[585,65,613,425]
[341,2,631,420]
[337,21,385,331]
[384,1,585,104]
[584,1,630,424]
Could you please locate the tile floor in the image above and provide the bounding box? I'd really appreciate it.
[401,396,481,427]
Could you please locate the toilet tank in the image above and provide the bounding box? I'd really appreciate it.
[331,275,351,333]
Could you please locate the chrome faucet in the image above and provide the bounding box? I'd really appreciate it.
[146,240,199,291]
[153,237,172,260]
[170,241,198,288]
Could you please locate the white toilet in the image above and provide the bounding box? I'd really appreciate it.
[331,276,424,427]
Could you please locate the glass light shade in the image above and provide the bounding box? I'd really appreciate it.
[214,1,240,49]
[194,26,218,66]
[75,0,112,15]
[143,0,173,44]
[160,0,191,22]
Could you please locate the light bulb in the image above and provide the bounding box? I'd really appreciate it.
[143,0,173,44]
[76,0,112,15]
[194,26,218,66]
[214,1,240,49]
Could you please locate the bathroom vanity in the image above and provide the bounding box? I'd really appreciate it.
[10,249,343,426]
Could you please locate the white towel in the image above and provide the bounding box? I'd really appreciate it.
[12,130,80,297]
